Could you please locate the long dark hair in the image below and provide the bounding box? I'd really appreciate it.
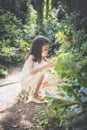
[26,36,49,63]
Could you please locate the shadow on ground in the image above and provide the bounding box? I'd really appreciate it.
[0,101,47,130]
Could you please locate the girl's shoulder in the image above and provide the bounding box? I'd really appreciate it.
[26,55,36,64]
[27,55,35,61]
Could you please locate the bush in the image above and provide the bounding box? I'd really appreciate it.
[0,9,30,75]
[43,11,87,129]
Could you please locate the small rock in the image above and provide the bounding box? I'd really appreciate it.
[11,124,19,128]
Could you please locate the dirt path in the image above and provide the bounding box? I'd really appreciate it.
[0,67,57,112]
[0,101,46,130]
[0,67,58,130]
[0,67,46,130]
[0,67,22,112]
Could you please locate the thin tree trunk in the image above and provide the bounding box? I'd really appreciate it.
[79,0,87,18]
[51,0,58,9]
[36,0,44,24]
[0,0,16,12]
[46,0,49,19]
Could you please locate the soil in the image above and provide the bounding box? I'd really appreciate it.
[0,66,60,130]
[0,102,46,130]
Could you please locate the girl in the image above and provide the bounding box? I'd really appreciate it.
[18,35,56,103]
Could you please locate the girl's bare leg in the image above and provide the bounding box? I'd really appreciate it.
[33,73,44,99]
[41,80,50,88]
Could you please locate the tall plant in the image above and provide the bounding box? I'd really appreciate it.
[43,11,87,129]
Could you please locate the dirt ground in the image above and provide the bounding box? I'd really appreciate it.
[0,101,47,130]
[0,66,59,130]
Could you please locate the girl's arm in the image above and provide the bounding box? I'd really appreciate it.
[27,55,53,75]
[43,57,55,73]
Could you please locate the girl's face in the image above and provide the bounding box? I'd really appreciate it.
[42,44,49,57]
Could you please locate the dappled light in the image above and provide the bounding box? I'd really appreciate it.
[0,0,87,130]
[0,111,10,121]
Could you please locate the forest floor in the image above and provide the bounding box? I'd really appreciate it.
[0,66,60,130]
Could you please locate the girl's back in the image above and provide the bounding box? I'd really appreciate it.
[21,57,46,81]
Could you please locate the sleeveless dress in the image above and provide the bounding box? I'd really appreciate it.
[20,60,47,96]
[19,59,59,101]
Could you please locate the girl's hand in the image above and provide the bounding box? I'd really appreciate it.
[45,61,54,68]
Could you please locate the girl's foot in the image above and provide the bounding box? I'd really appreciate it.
[28,95,44,104]
[33,95,43,100]
[25,95,44,103]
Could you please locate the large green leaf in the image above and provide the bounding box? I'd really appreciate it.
[45,91,79,109]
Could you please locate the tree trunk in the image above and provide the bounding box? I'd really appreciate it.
[15,0,28,23]
[31,0,44,24]
[46,0,49,19]
[79,0,87,18]
[64,0,87,18]
[51,0,58,9]
[36,0,44,24]
[0,0,16,12]
[0,0,28,23]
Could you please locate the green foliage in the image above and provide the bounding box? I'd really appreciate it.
[0,10,30,60]
[43,10,87,129]
[55,52,78,78]
[41,8,60,55]
[0,10,30,75]
[0,0,87,129]
[45,91,79,108]
[0,65,7,77]
[22,5,37,43]
[0,10,22,47]
[44,91,80,127]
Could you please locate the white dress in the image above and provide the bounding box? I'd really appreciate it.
[20,59,59,97]
[20,60,46,96]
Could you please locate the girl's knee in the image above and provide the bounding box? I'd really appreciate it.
[38,72,45,79]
